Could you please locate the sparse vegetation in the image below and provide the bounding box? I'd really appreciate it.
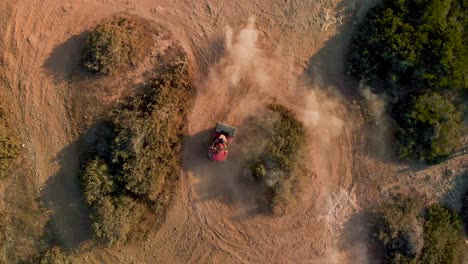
[0,133,19,179]
[374,198,466,264]
[347,0,467,163]
[81,61,192,245]
[375,198,424,263]
[0,104,18,179]
[0,199,47,263]
[250,104,308,214]
[38,246,69,264]
[0,101,46,263]
[82,16,149,74]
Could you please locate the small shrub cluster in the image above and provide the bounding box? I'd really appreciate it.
[81,61,192,245]
[250,104,307,214]
[0,104,18,179]
[420,205,466,263]
[82,16,147,75]
[347,0,467,163]
[375,198,466,264]
[38,246,68,264]
[0,130,18,179]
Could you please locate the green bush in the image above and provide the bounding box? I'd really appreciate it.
[394,93,464,163]
[249,104,307,214]
[39,246,68,264]
[420,205,465,264]
[83,16,146,74]
[0,132,18,179]
[375,198,424,263]
[347,0,467,97]
[347,0,467,163]
[81,61,192,245]
[374,199,466,264]
[82,158,115,205]
[91,196,142,245]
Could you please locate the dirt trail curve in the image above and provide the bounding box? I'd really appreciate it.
[1,0,377,263]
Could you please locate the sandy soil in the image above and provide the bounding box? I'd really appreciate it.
[1,0,466,263]
[0,0,378,262]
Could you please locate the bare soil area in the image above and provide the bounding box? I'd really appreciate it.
[0,0,466,263]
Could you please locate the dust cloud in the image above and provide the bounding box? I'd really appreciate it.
[359,82,392,159]
[193,16,362,262]
[302,89,344,143]
[200,15,351,207]
[201,17,292,124]
[203,16,346,146]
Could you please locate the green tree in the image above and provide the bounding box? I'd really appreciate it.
[375,198,424,263]
[80,61,192,245]
[347,0,467,163]
[39,246,68,264]
[347,0,467,97]
[420,205,465,264]
[374,200,467,264]
[394,93,464,163]
[249,104,307,214]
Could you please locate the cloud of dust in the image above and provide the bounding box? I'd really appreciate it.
[202,17,291,124]
[360,83,386,123]
[194,17,371,262]
[316,187,377,264]
[194,17,288,209]
[359,82,392,159]
[302,89,344,143]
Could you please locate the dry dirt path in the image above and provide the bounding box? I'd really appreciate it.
[1,0,379,263]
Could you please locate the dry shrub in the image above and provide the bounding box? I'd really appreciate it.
[82,15,151,75]
[250,104,308,214]
[374,198,466,264]
[38,246,68,264]
[81,61,192,245]
[0,103,18,179]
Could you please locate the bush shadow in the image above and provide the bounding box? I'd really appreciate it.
[43,32,89,81]
[302,1,400,164]
[341,210,384,263]
[441,172,468,213]
[40,119,121,251]
[301,0,364,97]
[41,138,92,251]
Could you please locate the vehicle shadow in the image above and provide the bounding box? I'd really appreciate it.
[182,124,262,213]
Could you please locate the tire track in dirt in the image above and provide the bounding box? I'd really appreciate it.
[140,3,359,262]
[0,0,126,249]
[0,0,90,249]
[1,0,376,262]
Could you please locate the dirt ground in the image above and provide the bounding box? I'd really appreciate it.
[0,0,466,263]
